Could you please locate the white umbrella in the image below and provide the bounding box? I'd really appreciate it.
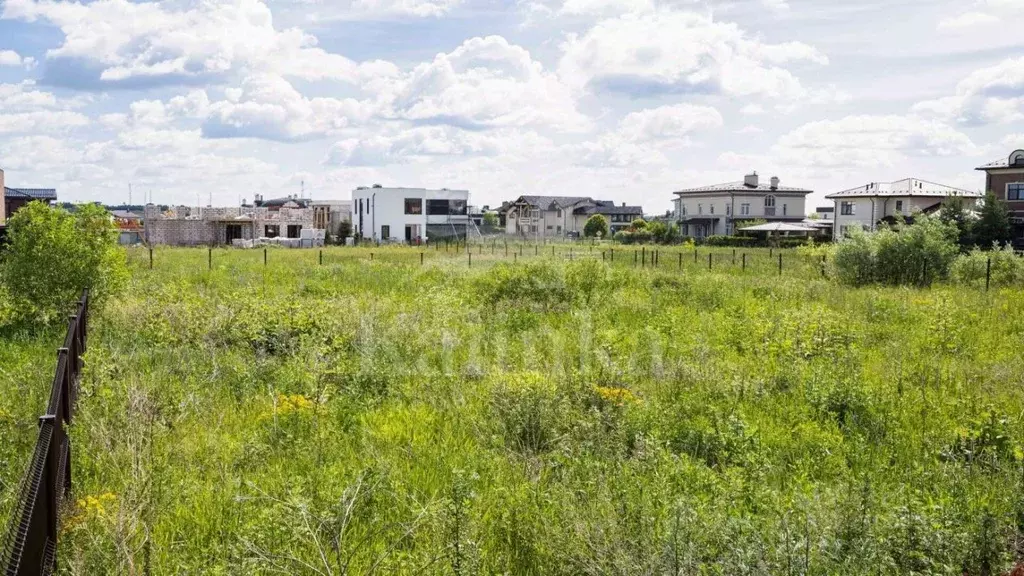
[737,222,818,232]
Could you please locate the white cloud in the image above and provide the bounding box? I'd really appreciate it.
[325,126,555,165]
[912,56,1024,124]
[0,110,90,134]
[937,11,998,31]
[761,0,789,12]
[740,104,765,115]
[616,103,722,141]
[390,35,588,131]
[735,125,763,134]
[558,11,827,99]
[937,0,1023,31]
[771,114,980,168]
[0,50,23,66]
[203,74,375,141]
[1,0,397,88]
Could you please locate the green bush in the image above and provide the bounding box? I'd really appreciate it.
[489,371,564,454]
[475,261,570,308]
[1,202,127,324]
[833,217,959,286]
[951,245,1024,287]
[584,214,609,238]
[614,229,653,245]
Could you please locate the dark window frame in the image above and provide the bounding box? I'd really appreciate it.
[405,198,423,215]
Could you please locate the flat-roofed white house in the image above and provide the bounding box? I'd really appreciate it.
[826,178,981,239]
[351,186,471,242]
[673,172,811,238]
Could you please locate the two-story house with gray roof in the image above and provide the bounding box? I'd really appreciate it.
[673,172,811,238]
[504,195,643,238]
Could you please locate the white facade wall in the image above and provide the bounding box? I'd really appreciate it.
[676,192,808,237]
[831,195,981,239]
[352,187,469,242]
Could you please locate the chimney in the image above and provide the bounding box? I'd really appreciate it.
[744,172,759,188]
[0,168,5,222]
[621,202,625,207]
[770,176,779,190]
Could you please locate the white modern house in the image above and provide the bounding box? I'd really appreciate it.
[673,172,811,238]
[351,186,472,242]
[504,195,644,238]
[826,178,981,239]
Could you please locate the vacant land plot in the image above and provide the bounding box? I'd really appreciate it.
[5,245,1024,574]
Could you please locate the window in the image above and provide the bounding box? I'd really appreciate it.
[741,203,750,215]
[726,204,731,216]
[680,205,687,216]
[381,225,390,239]
[895,200,904,212]
[557,225,562,233]
[547,225,553,230]
[358,199,363,214]
[556,209,562,217]
[709,204,714,215]
[404,198,423,215]
[698,204,703,215]
[764,195,776,208]
[264,225,279,238]
[1008,183,1024,201]
[287,224,302,238]
[782,204,787,216]
[427,199,449,215]
[841,201,855,216]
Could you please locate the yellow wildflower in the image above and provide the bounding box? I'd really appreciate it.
[593,386,639,406]
[272,393,315,417]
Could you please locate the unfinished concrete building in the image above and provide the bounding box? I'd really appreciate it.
[143,205,318,246]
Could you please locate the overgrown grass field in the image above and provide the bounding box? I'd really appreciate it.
[6,244,1024,574]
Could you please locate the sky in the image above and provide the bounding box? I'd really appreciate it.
[0,0,1022,214]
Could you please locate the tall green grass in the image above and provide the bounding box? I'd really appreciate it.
[3,246,1023,574]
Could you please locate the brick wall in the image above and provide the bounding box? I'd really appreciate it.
[988,171,1024,214]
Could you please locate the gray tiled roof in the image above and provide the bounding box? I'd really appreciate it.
[513,195,593,210]
[575,204,643,216]
[673,181,812,194]
[4,187,57,200]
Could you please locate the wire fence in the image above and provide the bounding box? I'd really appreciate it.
[131,241,837,282]
[1,291,88,576]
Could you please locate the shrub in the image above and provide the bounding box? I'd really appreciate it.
[1,202,127,324]
[489,371,563,454]
[832,217,959,286]
[703,235,757,247]
[475,261,570,308]
[614,229,654,245]
[584,214,609,238]
[951,245,1024,287]
[565,258,612,305]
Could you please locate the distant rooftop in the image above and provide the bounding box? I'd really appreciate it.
[4,187,57,200]
[976,149,1024,170]
[825,178,979,199]
[674,173,812,195]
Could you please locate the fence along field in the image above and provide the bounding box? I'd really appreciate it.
[5,244,1024,573]
[1,291,87,576]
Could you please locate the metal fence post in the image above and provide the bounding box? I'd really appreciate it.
[778,254,782,275]
[421,252,424,266]
[208,247,212,270]
[678,252,682,270]
[319,249,323,266]
[708,253,712,270]
[469,252,472,267]
[986,257,991,291]
[742,253,746,271]
[264,248,267,267]
[149,247,153,269]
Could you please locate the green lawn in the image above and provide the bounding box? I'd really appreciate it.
[5,244,1024,574]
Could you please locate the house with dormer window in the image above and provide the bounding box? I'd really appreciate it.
[673,172,811,238]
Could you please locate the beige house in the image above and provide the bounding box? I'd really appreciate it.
[505,196,643,238]
[674,173,811,238]
[827,178,980,239]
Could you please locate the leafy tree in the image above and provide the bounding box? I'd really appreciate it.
[482,211,499,229]
[339,219,353,240]
[648,221,668,243]
[973,192,1013,249]
[584,214,609,238]
[1,202,127,324]
[938,195,974,250]
[630,218,648,231]
[832,216,959,286]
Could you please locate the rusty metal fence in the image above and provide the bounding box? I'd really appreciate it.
[1,291,89,576]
